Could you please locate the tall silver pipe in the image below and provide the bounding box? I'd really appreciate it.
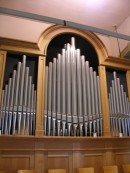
[33,90,36,135]
[121,85,126,114]
[90,67,95,135]
[8,70,16,134]
[81,56,88,136]
[57,54,62,136]
[113,74,122,134]
[17,56,26,135]
[1,85,8,134]
[71,37,75,49]
[93,72,99,135]
[52,58,57,136]
[109,93,113,132]
[4,78,12,134]
[112,80,119,135]
[66,45,71,116]
[18,55,26,110]
[109,87,115,134]
[66,44,72,136]
[30,84,34,135]
[71,43,78,136]
[61,49,66,136]
[113,72,120,113]
[124,92,128,135]
[12,62,21,135]
[86,61,92,136]
[47,62,52,136]
[44,66,48,136]
[32,90,37,135]
[120,85,126,135]
[117,78,123,114]
[76,49,83,136]
[22,67,29,135]
[26,76,32,135]
[97,76,102,136]
[91,68,97,135]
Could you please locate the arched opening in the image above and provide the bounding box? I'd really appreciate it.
[46,33,99,72]
[40,25,108,137]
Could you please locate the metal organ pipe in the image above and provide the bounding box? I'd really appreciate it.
[86,62,92,136]
[52,58,57,136]
[44,37,103,136]
[76,49,83,136]
[4,78,12,134]
[56,54,62,136]
[61,49,66,136]
[22,67,29,135]
[44,66,48,136]
[66,44,71,116]
[97,76,102,136]
[0,55,37,136]
[66,44,72,136]
[81,56,88,136]
[47,62,52,136]
[108,71,130,136]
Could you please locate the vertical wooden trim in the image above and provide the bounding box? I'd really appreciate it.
[126,70,130,101]
[98,65,110,136]
[0,50,6,106]
[35,56,46,136]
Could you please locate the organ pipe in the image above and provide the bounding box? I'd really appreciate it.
[44,37,103,136]
[108,71,130,136]
[0,55,37,136]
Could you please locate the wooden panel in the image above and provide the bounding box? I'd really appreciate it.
[98,66,110,136]
[45,152,72,173]
[36,56,46,136]
[115,152,130,173]
[0,157,30,173]
[0,38,41,55]
[126,71,130,101]
[35,151,44,173]
[0,50,6,105]
[82,152,104,173]
[104,152,115,166]
[101,56,130,70]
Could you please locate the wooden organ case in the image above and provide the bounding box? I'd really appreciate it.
[0,25,130,173]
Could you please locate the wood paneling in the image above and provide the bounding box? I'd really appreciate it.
[36,56,46,136]
[0,51,6,104]
[83,153,104,173]
[115,152,130,173]
[1,25,130,173]
[0,155,34,173]
[98,66,110,136]
[0,137,130,173]
[0,38,42,55]
[126,71,130,101]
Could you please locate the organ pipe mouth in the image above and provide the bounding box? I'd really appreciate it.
[44,37,102,137]
[0,55,36,136]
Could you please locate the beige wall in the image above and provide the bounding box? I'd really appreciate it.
[96,15,130,57]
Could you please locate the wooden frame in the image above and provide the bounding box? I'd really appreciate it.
[1,24,130,173]
[0,25,130,137]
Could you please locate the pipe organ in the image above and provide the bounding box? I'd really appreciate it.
[44,37,103,136]
[0,55,36,135]
[108,71,130,136]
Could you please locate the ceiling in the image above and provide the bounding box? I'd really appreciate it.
[0,0,130,42]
